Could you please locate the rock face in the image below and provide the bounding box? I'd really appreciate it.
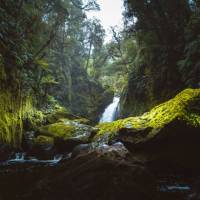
[0,143,15,161]
[119,65,187,118]
[118,119,200,170]
[68,68,114,122]
[95,88,200,170]
[0,146,156,200]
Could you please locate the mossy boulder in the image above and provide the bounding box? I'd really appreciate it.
[33,135,54,147]
[95,88,200,140]
[46,110,90,125]
[29,136,55,159]
[58,117,90,125]
[94,88,200,170]
[38,119,97,153]
[39,122,76,139]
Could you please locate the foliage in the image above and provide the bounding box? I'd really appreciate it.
[119,0,200,117]
[0,0,112,146]
[178,9,200,86]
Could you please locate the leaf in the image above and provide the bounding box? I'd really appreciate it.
[41,75,58,85]
[36,59,49,70]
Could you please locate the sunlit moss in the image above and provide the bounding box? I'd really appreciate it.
[0,91,44,147]
[39,122,76,140]
[95,88,200,140]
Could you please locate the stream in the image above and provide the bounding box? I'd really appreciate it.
[0,153,64,167]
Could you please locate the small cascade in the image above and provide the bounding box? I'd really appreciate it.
[14,153,25,161]
[4,153,64,166]
[100,96,120,123]
[53,155,63,162]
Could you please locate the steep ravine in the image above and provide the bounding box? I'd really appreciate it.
[0,88,199,200]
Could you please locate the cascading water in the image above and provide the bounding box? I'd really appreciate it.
[4,153,64,166]
[99,96,120,123]
[14,153,25,161]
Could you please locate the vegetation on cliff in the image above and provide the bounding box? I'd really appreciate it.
[120,0,200,117]
[0,0,113,146]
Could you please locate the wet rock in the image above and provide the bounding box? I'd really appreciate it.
[38,119,94,140]
[21,131,36,151]
[36,119,96,154]
[71,143,92,158]
[54,137,85,154]
[94,88,200,171]
[187,180,200,200]
[117,119,200,170]
[21,149,156,200]
[0,143,14,161]
[29,136,54,159]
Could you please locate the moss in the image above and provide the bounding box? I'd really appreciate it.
[95,88,200,140]
[46,109,80,124]
[58,118,91,125]
[96,120,124,140]
[39,122,76,140]
[0,91,44,147]
[22,97,45,131]
[34,135,54,146]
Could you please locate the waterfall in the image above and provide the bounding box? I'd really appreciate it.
[100,96,120,123]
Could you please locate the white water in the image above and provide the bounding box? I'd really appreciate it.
[100,96,120,123]
[6,153,63,166]
[15,152,25,160]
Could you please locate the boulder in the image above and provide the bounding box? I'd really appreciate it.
[0,143,15,161]
[20,147,156,200]
[29,135,54,159]
[46,109,90,125]
[37,119,97,153]
[94,88,200,170]
[71,143,92,158]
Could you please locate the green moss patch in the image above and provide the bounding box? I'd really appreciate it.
[39,122,76,140]
[0,91,45,146]
[95,88,200,141]
[34,135,54,146]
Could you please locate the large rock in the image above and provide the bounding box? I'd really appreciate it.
[16,147,156,200]
[28,135,55,159]
[37,119,97,154]
[0,143,15,161]
[95,88,200,170]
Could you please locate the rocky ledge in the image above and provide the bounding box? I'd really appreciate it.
[95,88,200,170]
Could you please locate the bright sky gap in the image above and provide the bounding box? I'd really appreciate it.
[86,0,124,43]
